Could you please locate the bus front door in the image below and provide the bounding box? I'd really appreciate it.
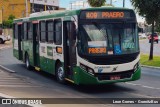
[63,21,77,79]
[33,23,40,67]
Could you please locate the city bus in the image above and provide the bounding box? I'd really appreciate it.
[13,7,141,85]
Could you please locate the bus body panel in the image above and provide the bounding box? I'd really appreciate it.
[23,41,34,66]
[39,43,57,74]
[77,55,140,74]
[73,54,140,84]
[73,66,141,85]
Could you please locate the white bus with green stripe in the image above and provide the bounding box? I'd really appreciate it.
[13,7,141,85]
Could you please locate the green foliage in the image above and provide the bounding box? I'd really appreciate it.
[155,17,160,32]
[131,0,160,60]
[140,54,160,67]
[155,22,160,32]
[131,0,160,24]
[8,14,15,20]
[88,0,106,7]
[2,14,15,28]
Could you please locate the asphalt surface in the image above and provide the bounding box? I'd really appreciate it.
[0,48,160,107]
[140,39,160,56]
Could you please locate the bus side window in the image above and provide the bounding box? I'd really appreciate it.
[24,23,28,40]
[13,24,15,39]
[21,23,24,40]
[28,22,33,40]
[15,24,18,39]
[40,21,46,42]
[54,19,62,45]
[46,20,54,43]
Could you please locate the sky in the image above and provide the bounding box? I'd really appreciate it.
[59,0,145,22]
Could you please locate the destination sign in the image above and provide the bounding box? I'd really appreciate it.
[80,11,132,19]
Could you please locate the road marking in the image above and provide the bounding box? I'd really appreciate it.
[0,93,44,107]
[125,82,160,90]
[0,65,16,73]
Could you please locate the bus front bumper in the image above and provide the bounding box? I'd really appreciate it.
[73,67,141,85]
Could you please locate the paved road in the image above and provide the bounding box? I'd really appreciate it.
[140,39,160,56]
[0,48,160,107]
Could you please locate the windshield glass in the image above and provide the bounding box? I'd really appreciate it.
[79,23,139,55]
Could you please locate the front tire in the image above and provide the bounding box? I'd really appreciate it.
[157,40,158,44]
[25,54,31,70]
[56,63,65,83]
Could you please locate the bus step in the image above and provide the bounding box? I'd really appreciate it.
[65,78,74,83]
[35,67,40,71]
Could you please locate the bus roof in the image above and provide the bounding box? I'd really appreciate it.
[14,7,133,23]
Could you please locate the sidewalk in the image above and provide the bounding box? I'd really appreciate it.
[0,40,12,50]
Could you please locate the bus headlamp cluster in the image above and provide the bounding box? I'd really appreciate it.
[80,63,95,76]
[133,61,140,71]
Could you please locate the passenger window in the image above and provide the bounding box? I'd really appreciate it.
[47,20,54,43]
[14,24,18,39]
[24,23,28,40]
[28,22,33,40]
[40,21,46,42]
[21,24,24,40]
[54,19,62,45]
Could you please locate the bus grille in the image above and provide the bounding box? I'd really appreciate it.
[95,70,134,81]
[83,52,139,65]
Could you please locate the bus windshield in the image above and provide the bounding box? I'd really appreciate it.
[79,22,139,56]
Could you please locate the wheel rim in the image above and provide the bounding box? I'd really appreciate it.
[57,67,64,81]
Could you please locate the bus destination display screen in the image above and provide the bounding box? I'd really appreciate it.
[80,11,132,19]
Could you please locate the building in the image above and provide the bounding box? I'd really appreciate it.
[69,0,89,10]
[0,0,30,21]
[30,0,59,13]
[0,0,59,22]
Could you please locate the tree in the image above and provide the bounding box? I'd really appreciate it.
[88,0,106,7]
[8,14,15,20]
[131,0,160,60]
[3,14,15,28]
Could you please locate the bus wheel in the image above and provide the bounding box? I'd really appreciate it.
[56,63,65,83]
[0,39,3,44]
[25,54,31,70]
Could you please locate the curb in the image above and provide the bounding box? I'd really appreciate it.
[0,46,12,50]
[141,65,160,70]
[0,65,16,73]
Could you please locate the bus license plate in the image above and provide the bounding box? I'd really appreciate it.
[110,75,120,80]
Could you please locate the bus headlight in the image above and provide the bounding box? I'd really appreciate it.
[133,61,140,71]
[80,63,95,76]
[80,63,87,71]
